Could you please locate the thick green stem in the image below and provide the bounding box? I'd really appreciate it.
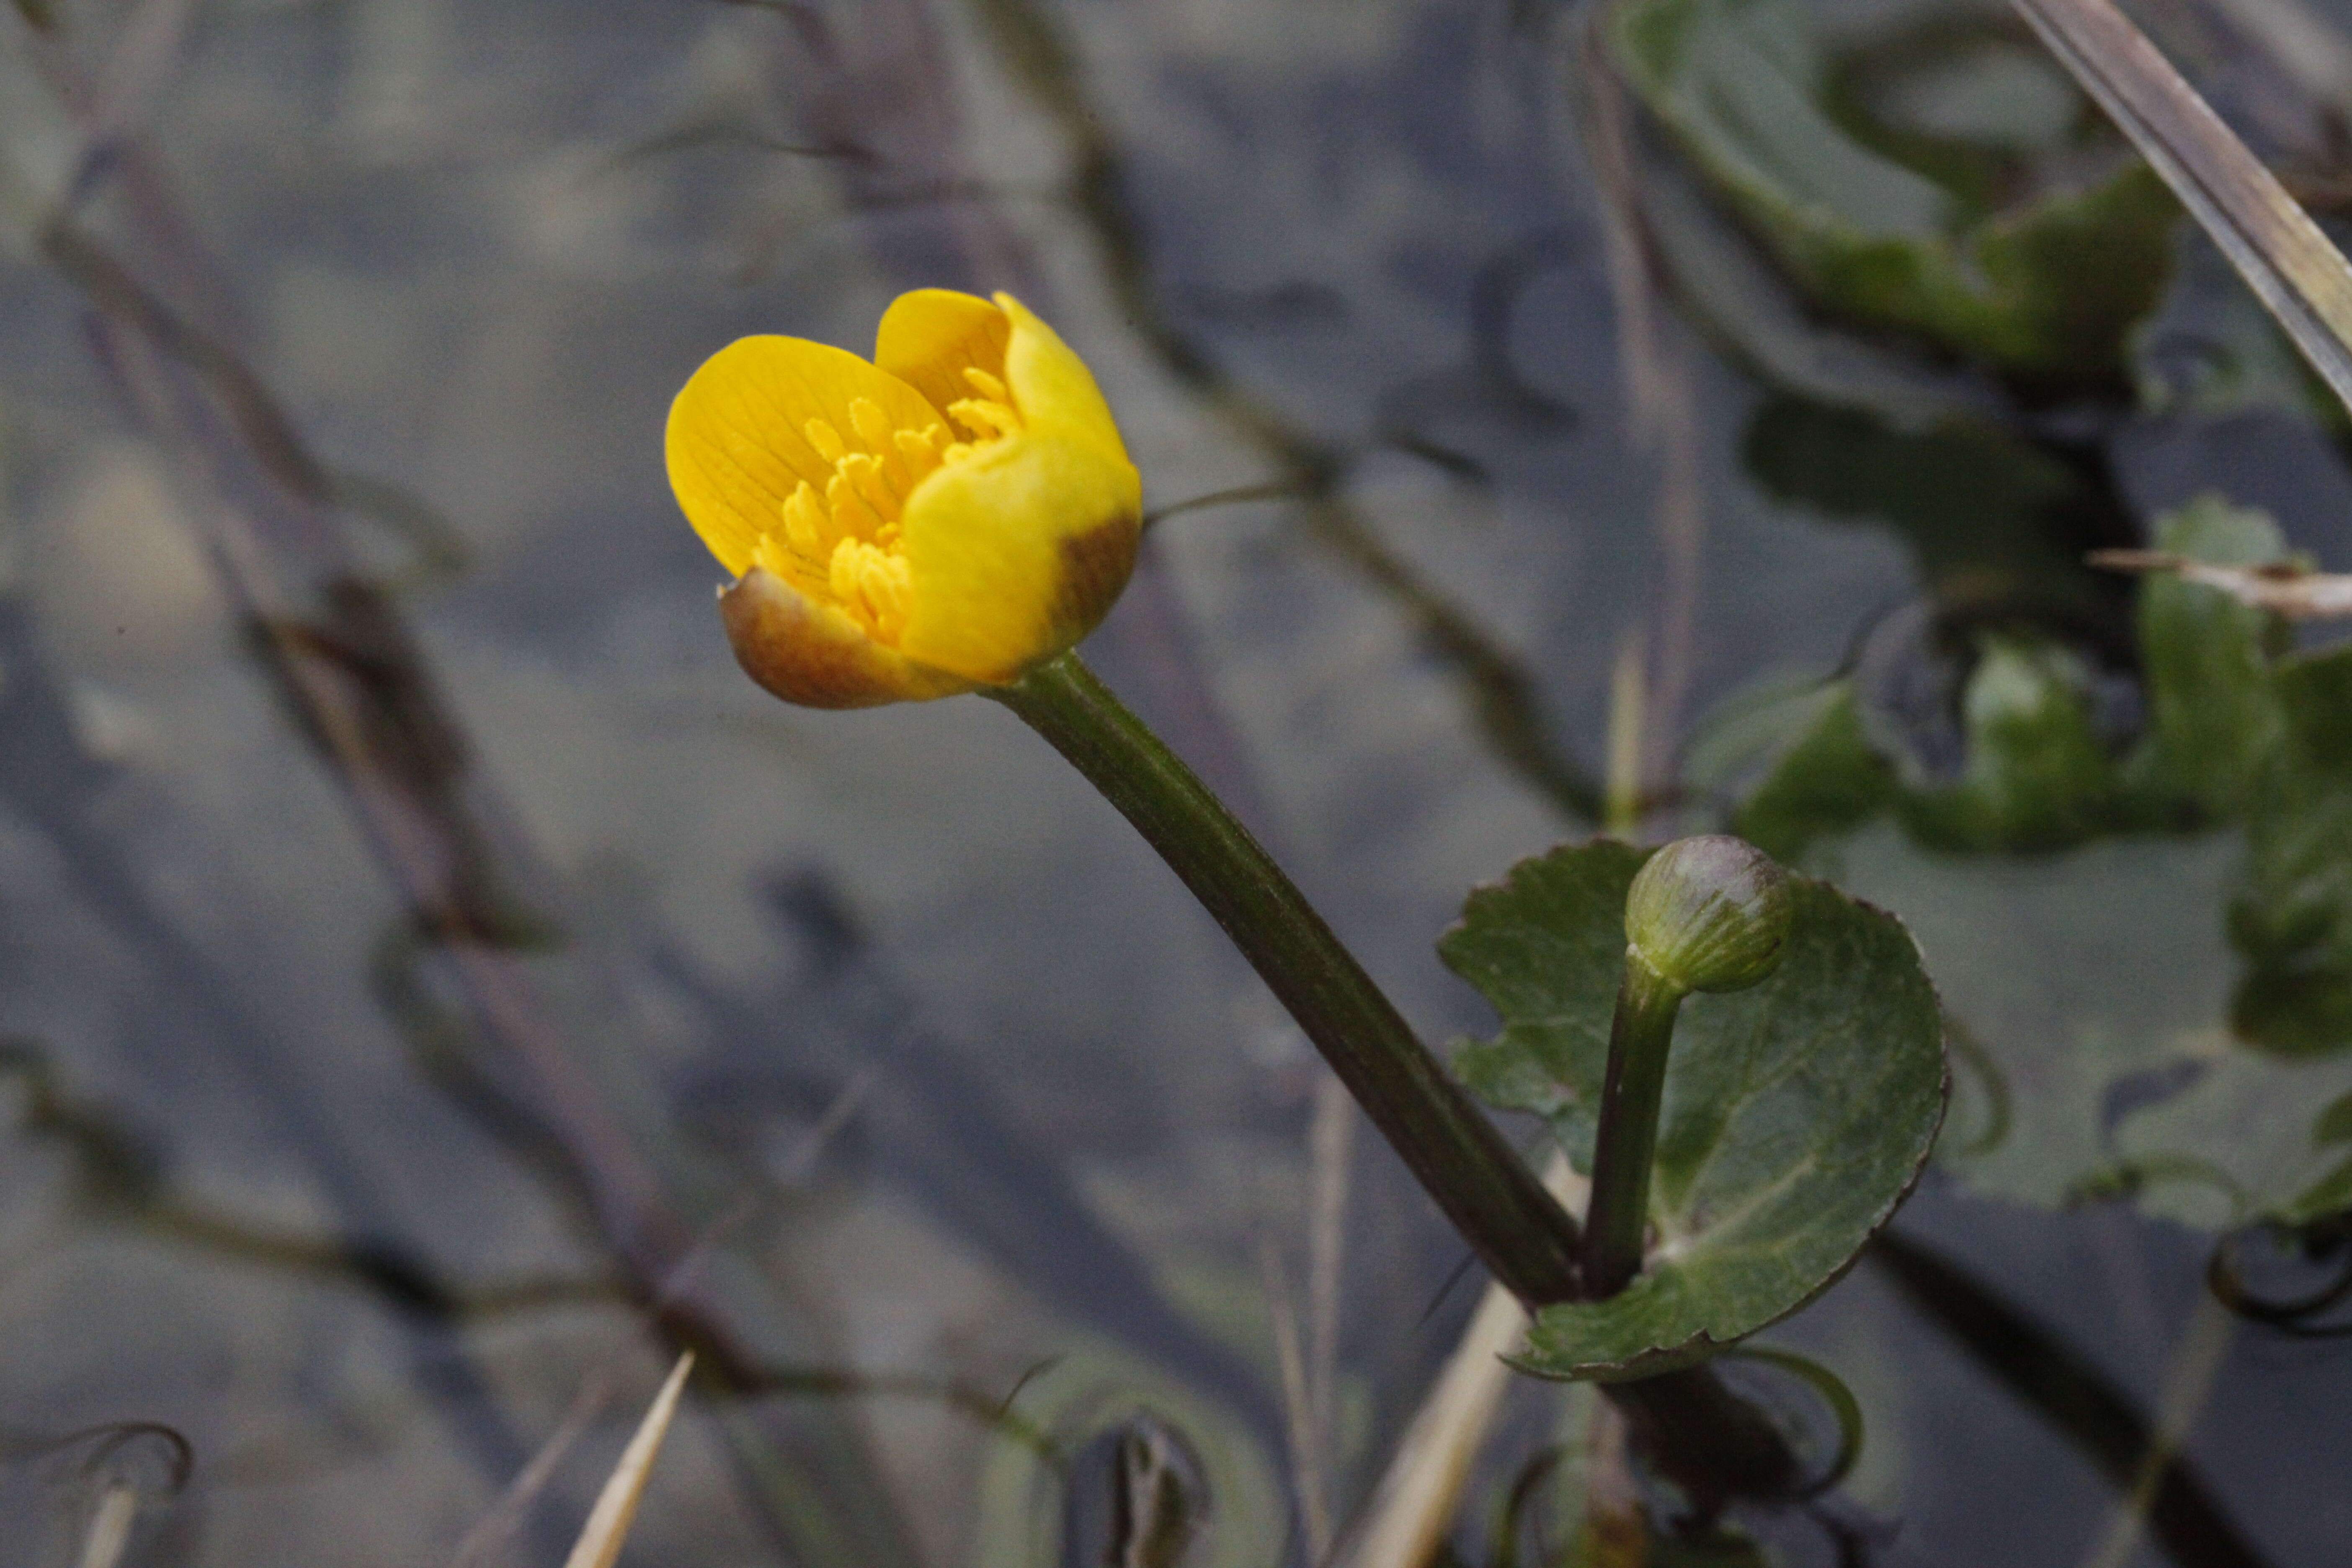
[1583,951,1687,1299]
[991,655,1804,1509]
[989,652,1585,1305]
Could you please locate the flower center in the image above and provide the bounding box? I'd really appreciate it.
[751,368,1024,645]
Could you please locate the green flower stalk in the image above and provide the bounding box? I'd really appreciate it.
[991,653,1587,1304]
[1583,836,1795,1299]
[994,671,1808,1503]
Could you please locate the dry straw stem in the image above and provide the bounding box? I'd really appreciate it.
[562,1352,696,1568]
[1262,1238,1333,1563]
[2011,0,2352,416]
[2077,1292,2237,1568]
[451,1075,872,1568]
[2090,549,2352,617]
[1305,1073,1354,1543]
[1338,1154,1589,1568]
[75,1485,139,1568]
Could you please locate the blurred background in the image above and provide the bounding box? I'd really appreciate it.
[3,0,2352,1562]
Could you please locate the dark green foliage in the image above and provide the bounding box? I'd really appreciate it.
[1446,843,1945,1378]
[1723,495,2352,1226]
[1614,0,2177,397]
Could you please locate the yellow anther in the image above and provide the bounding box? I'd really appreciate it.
[840,450,898,513]
[962,366,1010,403]
[948,397,1019,441]
[828,537,913,642]
[783,481,828,557]
[826,470,885,539]
[942,441,975,465]
[805,418,847,464]
[827,539,866,613]
[849,397,894,451]
[895,424,941,461]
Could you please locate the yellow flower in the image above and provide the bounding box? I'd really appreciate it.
[665,289,1143,707]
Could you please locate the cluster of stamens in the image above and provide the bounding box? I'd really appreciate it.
[752,367,1024,645]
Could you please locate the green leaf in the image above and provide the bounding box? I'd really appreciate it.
[2231,644,2352,1054]
[2107,1048,2352,1229]
[1740,397,2136,633]
[2316,1090,2352,1147]
[1895,633,2128,853]
[1824,824,2244,1215]
[1727,499,2293,860]
[1727,684,1896,864]
[1720,634,2134,864]
[1613,0,2176,393]
[2093,671,2352,1207]
[1444,841,1946,1380]
[2125,495,2292,819]
[1702,496,2352,1227]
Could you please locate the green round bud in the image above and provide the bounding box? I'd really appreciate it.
[1624,835,1794,995]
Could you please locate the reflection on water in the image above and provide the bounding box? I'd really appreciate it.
[3,0,2352,1562]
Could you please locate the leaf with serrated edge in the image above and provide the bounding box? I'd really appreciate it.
[1445,841,1946,1380]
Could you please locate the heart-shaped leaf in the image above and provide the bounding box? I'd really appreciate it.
[1445,841,1946,1379]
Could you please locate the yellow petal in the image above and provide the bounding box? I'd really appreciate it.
[895,431,1142,682]
[721,567,976,708]
[667,336,943,577]
[874,289,1014,423]
[995,294,1130,464]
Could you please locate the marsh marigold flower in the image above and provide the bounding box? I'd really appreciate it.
[665,289,1142,707]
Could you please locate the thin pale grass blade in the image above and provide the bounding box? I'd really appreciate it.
[2090,549,2352,616]
[1338,1154,1588,1568]
[1304,1073,1354,1554]
[1260,1239,1331,1563]
[75,1485,139,1568]
[1870,1233,2266,1568]
[2079,1292,2236,1568]
[563,1352,696,1568]
[1604,633,1648,837]
[1580,6,1704,793]
[449,1368,618,1568]
[2011,0,2352,415]
[455,1075,870,1568]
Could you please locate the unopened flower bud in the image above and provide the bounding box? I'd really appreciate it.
[1624,835,1793,996]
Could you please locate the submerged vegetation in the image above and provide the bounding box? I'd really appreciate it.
[4,0,2352,1563]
